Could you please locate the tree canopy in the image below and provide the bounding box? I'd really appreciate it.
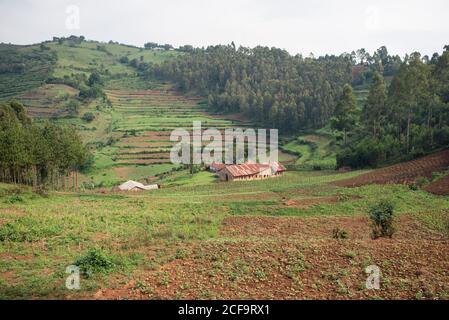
[0,101,92,188]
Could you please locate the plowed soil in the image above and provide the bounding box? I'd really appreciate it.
[335,150,449,188]
[425,174,449,195]
[90,215,448,300]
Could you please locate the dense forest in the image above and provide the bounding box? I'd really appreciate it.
[0,101,92,189]
[138,43,448,169]
[1,37,448,174]
[151,44,353,131]
[336,48,449,168]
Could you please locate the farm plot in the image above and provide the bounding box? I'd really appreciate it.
[79,85,261,187]
[105,89,254,169]
[16,84,79,118]
[282,134,337,169]
[1,169,448,300]
[425,174,449,196]
[335,150,449,188]
[0,44,56,100]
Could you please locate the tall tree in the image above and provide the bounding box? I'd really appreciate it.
[363,72,387,137]
[331,84,358,145]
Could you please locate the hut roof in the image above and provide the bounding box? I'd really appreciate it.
[224,162,286,178]
[118,180,158,191]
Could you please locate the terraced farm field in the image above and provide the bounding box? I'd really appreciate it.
[282,133,337,170]
[335,150,449,187]
[16,84,79,118]
[83,87,258,187]
[0,44,56,100]
[425,174,449,196]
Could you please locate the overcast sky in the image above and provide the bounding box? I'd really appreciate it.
[1,0,448,57]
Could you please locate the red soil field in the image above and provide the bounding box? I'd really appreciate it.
[334,150,449,188]
[84,215,448,300]
[425,174,449,195]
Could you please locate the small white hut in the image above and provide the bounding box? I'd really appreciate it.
[118,180,160,192]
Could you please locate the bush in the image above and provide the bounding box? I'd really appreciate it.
[82,112,95,123]
[368,200,395,239]
[409,183,419,191]
[74,248,115,278]
[431,172,445,181]
[416,177,430,188]
[4,194,24,204]
[332,227,348,239]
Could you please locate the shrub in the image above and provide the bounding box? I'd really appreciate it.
[332,227,348,239]
[409,183,419,191]
[368,200,395,239]
[431,172,445,181]
[415,177,430,188]
[82,112,95,123]
[3,194,24,204]
[74,248,115,278]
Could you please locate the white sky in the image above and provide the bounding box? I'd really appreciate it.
[1,0,448,57]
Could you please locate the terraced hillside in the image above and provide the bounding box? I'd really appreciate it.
[282,133,337,170]
[425,174,449,196]
[0,44,56,100]
[15,84,79,118]
[1,39,298,188]
[335,150,449,187]
[85,86,257,187]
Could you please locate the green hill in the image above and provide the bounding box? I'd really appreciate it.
[0,38,258,188]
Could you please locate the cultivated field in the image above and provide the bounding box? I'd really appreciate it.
[335,150,449,187]
[1,40,448,301]
[281,132,337,169]
[0,167,448,300]
[17,84,79,118]
[426,174,449,196]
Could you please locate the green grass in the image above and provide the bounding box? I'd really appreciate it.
[1,169,448,298]
[126,49,182,65]
[282,133,337,170]
[0,44,56,100]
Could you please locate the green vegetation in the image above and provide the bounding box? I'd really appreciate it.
[154,45,353,132]
[368,199,395,239]
[1,31,449,300]
[0,44,56,100]
[0,101,91,188]
[337,49,449,169]
[74,248,115,278]
[282,133,337,170]
[0,169,448,298]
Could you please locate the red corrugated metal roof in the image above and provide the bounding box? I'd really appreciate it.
[210,162,226,170]
[224,162,286,178]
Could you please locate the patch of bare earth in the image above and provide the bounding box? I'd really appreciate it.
[93,215,448,300]
[282,196,339,209]
[334,150,449,188]
[425,174,449,196]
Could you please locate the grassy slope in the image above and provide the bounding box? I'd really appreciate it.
[2,40,191,187]
[0,44,56,100]
[1,42,448,299]
[0,170,448,299]
[282,131,337,170]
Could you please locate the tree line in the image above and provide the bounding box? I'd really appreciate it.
[334,47,449,168]
[150,44,353,132]
[0,101,92,189]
